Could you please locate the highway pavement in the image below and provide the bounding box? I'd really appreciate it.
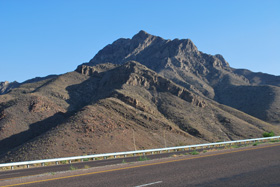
[1,143,280,187]
[0,147,209,180]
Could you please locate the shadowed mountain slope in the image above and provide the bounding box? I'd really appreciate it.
[0,61,278,162]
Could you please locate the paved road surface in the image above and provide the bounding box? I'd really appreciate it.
[1,143,280,187]
[0,147,209,180]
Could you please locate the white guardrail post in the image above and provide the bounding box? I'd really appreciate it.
[0,136,279,170]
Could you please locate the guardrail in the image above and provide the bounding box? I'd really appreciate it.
[1,136,280,170]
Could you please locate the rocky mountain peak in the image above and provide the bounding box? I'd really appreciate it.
[170,38,198,54]
[88,30,201,67]
[132,30,152,40]
[214,54,229,67]
[86,31,236,98]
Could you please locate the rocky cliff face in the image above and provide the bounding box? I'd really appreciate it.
[85,30,280,123]
[86,30,239,99]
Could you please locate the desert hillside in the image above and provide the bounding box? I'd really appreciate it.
[0,31,279,162]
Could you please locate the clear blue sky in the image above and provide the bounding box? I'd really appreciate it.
[1,0,279,82]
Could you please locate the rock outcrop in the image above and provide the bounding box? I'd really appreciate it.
[0,81,20,95]
[85,30,280,123]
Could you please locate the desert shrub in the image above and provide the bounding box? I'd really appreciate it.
[253,143,259,146]
[137,156,149,161]
[190,151,199,155]
[263,131,275,137]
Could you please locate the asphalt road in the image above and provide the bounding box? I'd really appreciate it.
[1,143,280,187]
[0,147,210,180]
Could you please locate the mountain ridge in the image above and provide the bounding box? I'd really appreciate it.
[0,31,279,162]
[85,30,280,123]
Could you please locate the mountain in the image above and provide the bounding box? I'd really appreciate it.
[85,30,280,123]
[0,81,20,95]
[0,75,58,95]
[0,31,279,162]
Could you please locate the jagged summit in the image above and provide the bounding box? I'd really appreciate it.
[86,31,232,98]
[132,30,153,40]
[88,30,225,70]
[88,30,200,66]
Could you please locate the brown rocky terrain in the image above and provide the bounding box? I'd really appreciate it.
[0,31,279,162]
[86,30,280,123]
